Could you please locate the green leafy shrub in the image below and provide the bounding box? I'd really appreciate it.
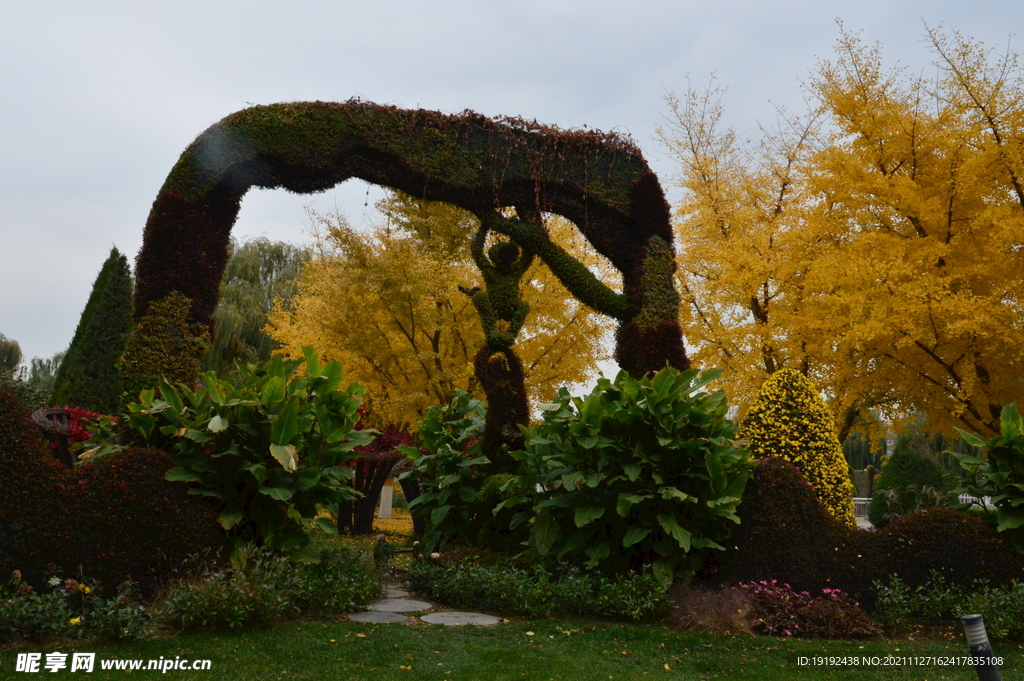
[953,403,1024,552]
[399,390,489,554]
[409,557,669,621]
[508,367,752,585]
[474,473,530,553]
[741,369,856,527]
[154,548,295,630]
[0,571,151,643]
[154,545,381,631]
[127,347,373,563]
[739,580,879,639]
[51,246,134,413]
[868,435,958,528]
[289,548,382,614]
[875,572,1024,641]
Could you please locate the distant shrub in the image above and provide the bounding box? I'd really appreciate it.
[741,369,856,527]
[868,436,957,528]
[872,507,1024,591]
[119,291,209,409]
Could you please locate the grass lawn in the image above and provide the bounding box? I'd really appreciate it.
[4,507,1021,679]
[3,618,1019,680]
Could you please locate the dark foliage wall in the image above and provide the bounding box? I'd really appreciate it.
[0,390,224,596]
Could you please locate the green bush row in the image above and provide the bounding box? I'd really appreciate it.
[0,546,382,642]
[409,555,670,622]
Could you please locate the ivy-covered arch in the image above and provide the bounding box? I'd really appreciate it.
[133,100,688,384]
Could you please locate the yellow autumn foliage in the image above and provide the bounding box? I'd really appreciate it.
[268,192,615,427]
[662,25,1024,443]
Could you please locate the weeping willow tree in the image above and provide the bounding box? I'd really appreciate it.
[0,334,21,377]
[204,237,309,375]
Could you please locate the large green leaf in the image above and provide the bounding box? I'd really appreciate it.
[622,526,653,547]
[623,463,641,482]
[217,510,244,530]
[302,345,322,377]
[208,414,228,433]
[259,487,294,501]
[269,444,298,472]
[271,400,300,446]
[574,505,605,527]
[584,542,610,566]
[261,376,286,406]
[532,512,560,556]
[165,466,202,482]
[658,513,692,551]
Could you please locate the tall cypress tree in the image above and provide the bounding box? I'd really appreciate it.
[51,247,134,413]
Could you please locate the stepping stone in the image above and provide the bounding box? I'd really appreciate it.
[420,612,500,627]
[385,588,409,598]
[348,611,413,624]
[366,598,433,613]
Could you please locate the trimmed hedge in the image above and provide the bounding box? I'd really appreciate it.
[701,458,1024,609]
[0,390,223,596]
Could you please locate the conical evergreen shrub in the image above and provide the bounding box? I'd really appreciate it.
[51,247,133,413]
[741,369,857,527]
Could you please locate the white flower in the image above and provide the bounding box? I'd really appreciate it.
[48,577,61,587]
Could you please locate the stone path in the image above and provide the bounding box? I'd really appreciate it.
[349,583,501,627]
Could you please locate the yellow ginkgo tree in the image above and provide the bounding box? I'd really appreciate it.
[269,191,615,428]
[662,24,1024,441]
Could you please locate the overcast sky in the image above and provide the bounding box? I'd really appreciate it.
[2,1,1019,365]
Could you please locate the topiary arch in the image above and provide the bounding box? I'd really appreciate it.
[133,100,689,389]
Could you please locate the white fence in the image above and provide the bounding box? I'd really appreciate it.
[958,493,993,509]
[853,494,993,518]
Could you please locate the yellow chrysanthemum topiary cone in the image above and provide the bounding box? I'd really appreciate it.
[741,369,857,528]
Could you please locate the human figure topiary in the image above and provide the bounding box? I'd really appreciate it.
[459,213,535,350]
[741,369,857,527]
[457,208,540,472]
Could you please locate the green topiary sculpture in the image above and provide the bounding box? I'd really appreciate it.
[130,101,690,455]
[741,369,857,527]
